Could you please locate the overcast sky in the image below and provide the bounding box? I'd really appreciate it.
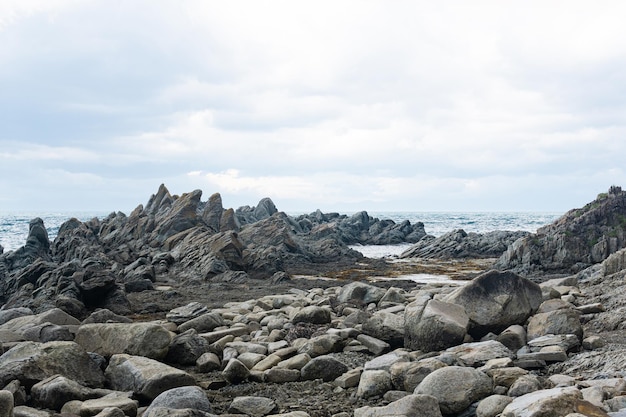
[1,1,625,214]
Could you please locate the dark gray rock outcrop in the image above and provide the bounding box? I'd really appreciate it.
[1,184,430,315]
[496,186,626,276]
[400,229,529,259]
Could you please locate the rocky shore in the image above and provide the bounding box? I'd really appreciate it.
[1,185,626,417]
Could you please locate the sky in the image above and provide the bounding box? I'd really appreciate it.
[1,1,625,214]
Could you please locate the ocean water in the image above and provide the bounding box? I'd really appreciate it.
[0,210,561,253]
[0,211,109,253]
[349,211,562,258]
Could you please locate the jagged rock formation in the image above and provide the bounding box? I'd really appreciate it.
[294,210,427,245]
[0,184,426,317]
[495,186,626,276]
[400,229,529,259]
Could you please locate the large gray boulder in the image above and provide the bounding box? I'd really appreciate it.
[165,329,210,366]
[500,387,584,417]
[390,358,448,392]
[337,282,386,305]
[229,396,277,416]
[144,386,212,414]
[356,370,393,399]
[105,354,195,401]
[444,270,542,337]
[362,311,404,346]
[177,312,224,333]
[30,375,101,411]
[291,306,331,325]
[355,394,442,417]
[404,298,469,352]
[0,391,13,417]
[446,341,513,367]
[526,307,583,341]
[300,355,348,382]
[0,341,105,388]
[414,366,493,415]
[75,322,172,360]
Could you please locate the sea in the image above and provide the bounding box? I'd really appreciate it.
[0,210,562,255]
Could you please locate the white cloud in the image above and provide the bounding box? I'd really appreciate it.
[2,1,626,212]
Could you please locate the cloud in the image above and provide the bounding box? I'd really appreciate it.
[1,1,626,213]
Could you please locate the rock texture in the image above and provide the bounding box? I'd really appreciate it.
[2,186,626,416]
[0,185,429,317]
[401,229,529,259]
[496,185,626,276]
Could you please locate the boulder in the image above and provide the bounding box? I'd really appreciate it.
[30,375,100,411]
[501,387,586,417]
[0,391,13,417]
[229,396,277,416]
[414,366,493,415]
[337,282,386,305]
[444,270,542,337]
[357,370,393,399]
[144,386,212,414]
[0,308,80,334]
[526,307,584,341]
[166,302,209,325]
[0,341,105,388]
[177,312,224,333]
[21,322,73,343]
[497,325,527,352]
[222,358,250,384]
[72,393,138,417]
[74,322,172,360]
[362,311,404,346]
[291,306,331,325]
[507,374,542,397]
[0,308,33,326]
[196,352,221,372]
[82,309,133,324]
[476,395,513,417]
[390,358,448,392]
[93,408,127,417]
[446,340,513,367]
[165,329,210,366]
[105,354,195,401]
[404,298,469,352]
[300,355,349,382]
[296,334,343,358]
[355,394,443,417]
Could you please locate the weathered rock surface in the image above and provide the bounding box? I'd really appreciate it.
[75,322,172,360]
[0,341,105,388]
[404,298,469,352]
[496,186,626,276]
[414,366,493,415]
[401,229,529,259]
[105,354,195,401]
[354,394,442,417]
[144,386,212,414]
[4,187,626,417]
[0,185,430,316]
[444,270,542,337]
